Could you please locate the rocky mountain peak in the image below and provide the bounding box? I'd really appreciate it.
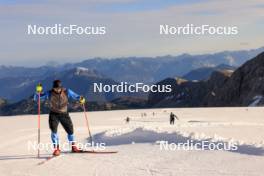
[174,77,188,85]
[69,67,102,78]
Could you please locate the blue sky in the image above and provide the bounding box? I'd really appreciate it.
[0,0,263,66]
[0,0,205,7]
[94,0,207,12]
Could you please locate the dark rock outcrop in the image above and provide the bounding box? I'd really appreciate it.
[183,64,235,81]
[148,70,233,107]
[205,52,264,106]
[149,52,264,107]
[148,77,209,107]
[0,98,7,107]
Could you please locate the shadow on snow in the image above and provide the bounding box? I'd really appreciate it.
[92,128,264,156]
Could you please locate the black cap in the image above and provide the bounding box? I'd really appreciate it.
[53,80,62,88]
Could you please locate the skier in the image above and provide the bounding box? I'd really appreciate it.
[125,117,130,123]
[34,80,86,156]
[170,112,179,125]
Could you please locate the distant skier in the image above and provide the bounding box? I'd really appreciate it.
[125,117,130,123]
[170,112,179,125]
[34,80,86,156]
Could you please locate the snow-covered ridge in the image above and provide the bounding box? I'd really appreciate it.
[72,66,101,77]
[74,67,90,75]
[94,126,264,151]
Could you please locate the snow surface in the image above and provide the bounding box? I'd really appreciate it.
[0,107,264,176]
[74,67,90,75]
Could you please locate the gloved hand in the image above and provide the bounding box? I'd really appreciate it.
[36,83,43,93]
[79,96,86,105]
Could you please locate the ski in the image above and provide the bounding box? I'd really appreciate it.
[37,155,60,166]
[37,150,117,165]
[59,150,118,154]
[63,150,118,154]
[77,150,118,154]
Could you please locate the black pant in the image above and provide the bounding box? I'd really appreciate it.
[170,118,174,124]
[49,111,74,135]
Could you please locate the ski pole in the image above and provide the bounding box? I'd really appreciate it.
[37,92,41,158]
[82,103,93,143]
[36,83,42,158]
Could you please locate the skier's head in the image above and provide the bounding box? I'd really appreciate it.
[53,80,62,88]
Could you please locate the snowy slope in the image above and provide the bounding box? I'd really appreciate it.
[0,107,264,176]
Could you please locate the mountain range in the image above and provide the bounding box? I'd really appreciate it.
[1,47,264,115]
[182,64,236,81]
[1,47,263,102]
[1,67,145,103]
[63,46,264,83]
[148,51,264,108]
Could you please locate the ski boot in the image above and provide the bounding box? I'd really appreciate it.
[53,146,61,156]
[71,142,82,153]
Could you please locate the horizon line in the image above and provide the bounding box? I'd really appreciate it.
[1,45,264,68]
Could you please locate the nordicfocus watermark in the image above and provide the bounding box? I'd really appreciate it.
[27,24,106,35]
[158,140,238,151]
[28,141,106,151]
[93,82,172,93]
[160,24,238,35]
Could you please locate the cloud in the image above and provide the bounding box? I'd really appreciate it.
[0,0,263,66]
